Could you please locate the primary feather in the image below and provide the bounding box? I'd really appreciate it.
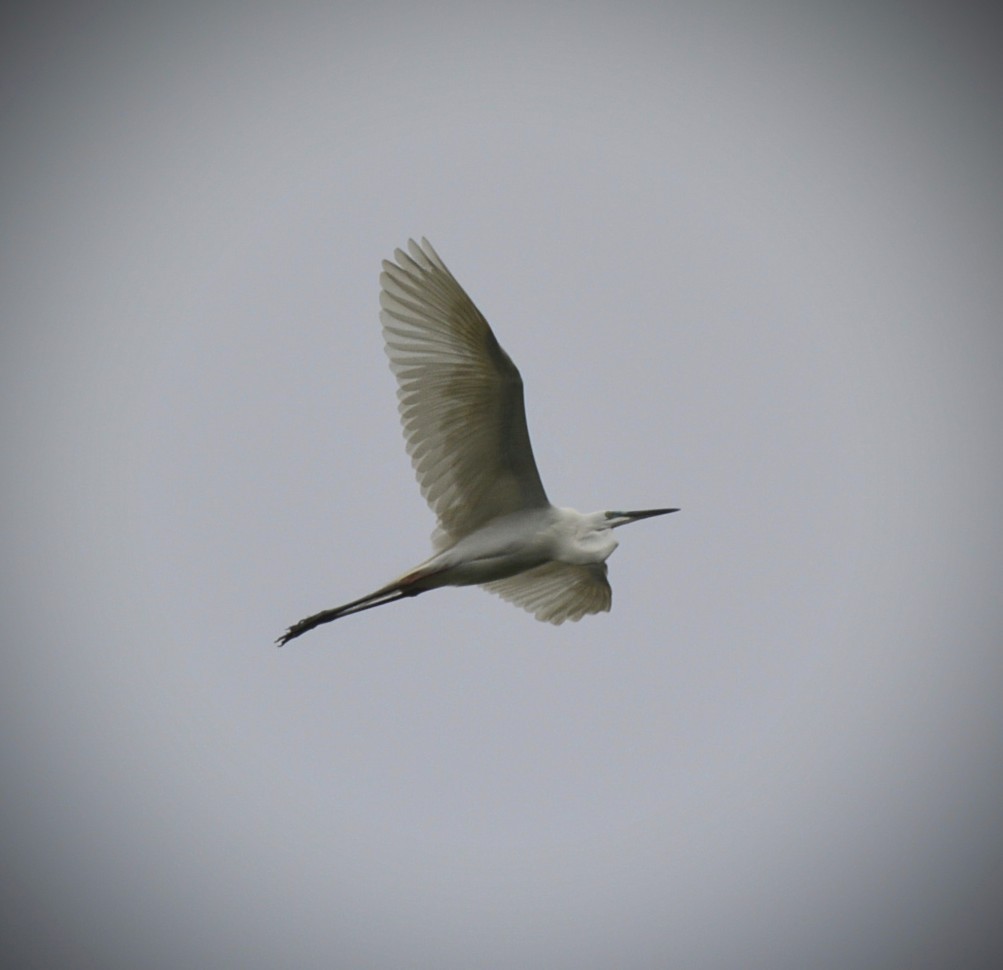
[380,239,550,547]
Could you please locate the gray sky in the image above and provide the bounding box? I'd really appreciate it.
[3,2,1002,967]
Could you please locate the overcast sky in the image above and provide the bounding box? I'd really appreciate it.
[3,2,1002,968]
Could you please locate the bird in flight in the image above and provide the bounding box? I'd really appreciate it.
[277,239,678,644]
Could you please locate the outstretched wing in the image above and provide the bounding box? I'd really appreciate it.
[380,239,550,546]
[481,562,612,624]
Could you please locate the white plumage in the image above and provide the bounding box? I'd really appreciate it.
[380,239,548,544]
[278,239,677,643]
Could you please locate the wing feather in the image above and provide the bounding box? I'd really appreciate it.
[380,239,549,546]
[481,562,612,624]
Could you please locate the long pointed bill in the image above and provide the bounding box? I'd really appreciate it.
[608,507,680,528]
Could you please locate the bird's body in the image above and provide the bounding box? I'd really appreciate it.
[277,239,677,644]
[418,507,586,587]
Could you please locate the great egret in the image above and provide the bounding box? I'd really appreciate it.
[277,239,678,644]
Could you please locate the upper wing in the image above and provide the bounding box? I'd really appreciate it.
[380,239,549,545]
[480,561,612,624]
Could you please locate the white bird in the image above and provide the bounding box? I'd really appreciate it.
[277,239,678,644]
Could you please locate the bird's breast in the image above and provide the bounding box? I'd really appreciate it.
[559,529,619,565]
